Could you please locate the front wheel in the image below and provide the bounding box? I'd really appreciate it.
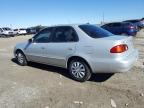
[16,51,27,66]
[68,59,92,82]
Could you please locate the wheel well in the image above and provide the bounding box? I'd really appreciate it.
[16,49,23,54]
[15,49,26,58]
[67,56,92,72]
[15,49,28,60]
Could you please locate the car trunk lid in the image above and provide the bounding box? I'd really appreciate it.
[91,35,135,59]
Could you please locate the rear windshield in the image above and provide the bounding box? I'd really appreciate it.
[125,20,139,23]
[79,25,113,38]
[123,22,134,26]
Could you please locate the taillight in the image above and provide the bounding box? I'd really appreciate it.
[128,26,134,29]
[140,20,144,24]
[110,44,128,53]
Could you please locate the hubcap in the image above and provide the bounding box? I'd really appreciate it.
[17,53,24,64]
[71,62,86,79]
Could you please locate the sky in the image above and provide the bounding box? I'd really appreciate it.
[0,0,143,28]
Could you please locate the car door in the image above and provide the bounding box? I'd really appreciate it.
[45,26,78,68]
[25,28,53,64]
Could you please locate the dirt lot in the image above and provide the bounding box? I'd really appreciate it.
[0,30,144,108]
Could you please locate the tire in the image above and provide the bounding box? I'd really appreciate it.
[138,27,141,31]
[16,51,27,66]
[0,34,6,38]
[68,59,92,82]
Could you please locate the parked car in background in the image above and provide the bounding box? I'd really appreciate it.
[123,18,144,30]
[26,26,46,35]
[0,27,16,37]
[101,22,138,36]
[26,28,37,34]
[14,24,138,82]
[14,28,27,35]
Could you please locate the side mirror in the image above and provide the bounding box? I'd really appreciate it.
[28,38,33,43]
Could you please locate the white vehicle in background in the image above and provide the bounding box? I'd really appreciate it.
[0,27,16,37]
[14,29,27,35]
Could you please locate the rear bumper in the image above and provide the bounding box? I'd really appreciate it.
[91,49,138,73]
[127,30,137,36]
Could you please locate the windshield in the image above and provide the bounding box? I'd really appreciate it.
[3,28,11,31]
[20,29,26,30]
[14,29,18,31]
[79,25,114,38]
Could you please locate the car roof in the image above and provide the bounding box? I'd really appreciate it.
[102,22,134,27]
[103,22,126,25]
[123,19,140,22]
[46,24,92,28]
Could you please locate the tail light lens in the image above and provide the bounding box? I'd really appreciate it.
[128,26,134,29]
[110,44,128,53]
[140,20,144,24]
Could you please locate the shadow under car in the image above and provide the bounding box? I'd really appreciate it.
[11,58,114,82]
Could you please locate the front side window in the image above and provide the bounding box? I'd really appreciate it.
[33,28,53,43]
[79,25,113,38]
[52,26,78,42]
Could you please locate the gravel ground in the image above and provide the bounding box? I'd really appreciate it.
[0,30,144,108]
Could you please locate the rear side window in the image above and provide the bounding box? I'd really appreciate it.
[52,26,78,42]
[79,25,113,38]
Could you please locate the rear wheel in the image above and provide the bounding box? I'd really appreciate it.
[68,59,91,82]
[16,51,27,66]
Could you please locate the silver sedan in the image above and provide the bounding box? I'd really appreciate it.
[14,24,138,82]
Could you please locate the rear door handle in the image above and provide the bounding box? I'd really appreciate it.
[41,47,45,50]
[68,48,73,51]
